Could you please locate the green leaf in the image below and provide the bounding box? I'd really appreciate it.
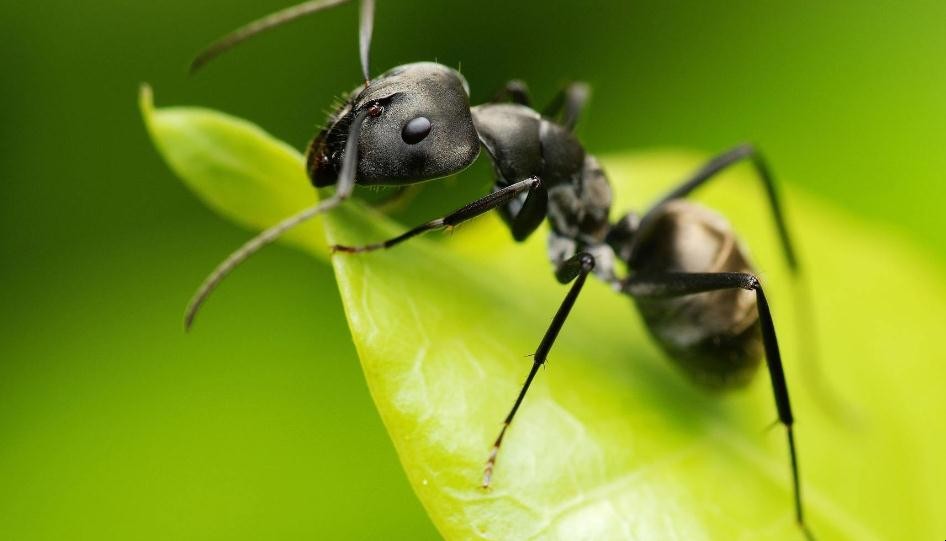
[141,86,945,540]
[139,84,327,256]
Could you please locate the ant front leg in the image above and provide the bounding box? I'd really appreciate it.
[483,252,595,488]
[332,176,542,253]
[492,79,532,106]
[624,271,816,541]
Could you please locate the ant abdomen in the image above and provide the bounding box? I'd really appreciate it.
[626,200,764,389]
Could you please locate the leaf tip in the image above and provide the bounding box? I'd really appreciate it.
[139,83,156,133]
[138,83,154,111]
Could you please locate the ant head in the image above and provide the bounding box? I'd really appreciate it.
[307,62,480,187]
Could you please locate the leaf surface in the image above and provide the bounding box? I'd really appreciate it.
[142,86,945,540]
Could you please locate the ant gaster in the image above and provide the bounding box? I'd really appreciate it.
[185,1,814,538]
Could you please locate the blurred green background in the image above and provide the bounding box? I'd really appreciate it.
[2,1,944,539]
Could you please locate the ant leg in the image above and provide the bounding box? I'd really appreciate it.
[625,271,816,541]
[483,252,595,488]
[632,145,856,424]
[502,178,549,242]
[492,80,532,106]
[633,144,797,271]
[492,80,590,132]
[332,176,542,253]
[541,82,591,132]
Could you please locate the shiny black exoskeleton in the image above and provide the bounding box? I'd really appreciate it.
[185,2,815,539]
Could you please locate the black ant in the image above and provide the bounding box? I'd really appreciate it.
[185,1,815,538]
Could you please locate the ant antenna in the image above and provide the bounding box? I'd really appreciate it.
[358,0,374,84]
[183,109,370,330]
[190,0,374,82]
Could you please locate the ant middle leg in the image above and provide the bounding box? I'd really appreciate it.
[331,176,543,253]
[491,80,590,132]
[483,252,595,488]
[541,81,590,132]
[624,271,816,540]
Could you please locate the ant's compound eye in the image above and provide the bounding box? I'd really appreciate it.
[401,116,432,145]
[367,103,383,117]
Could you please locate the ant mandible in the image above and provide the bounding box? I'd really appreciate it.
[185,1,815,538]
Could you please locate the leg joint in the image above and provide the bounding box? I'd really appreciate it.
[741,273,761,291]
[556,252,595,283]
[577,252,596,273]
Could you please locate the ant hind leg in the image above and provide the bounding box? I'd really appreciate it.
[625,271,816,540]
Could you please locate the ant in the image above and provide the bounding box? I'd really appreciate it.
[184,1,815,538]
